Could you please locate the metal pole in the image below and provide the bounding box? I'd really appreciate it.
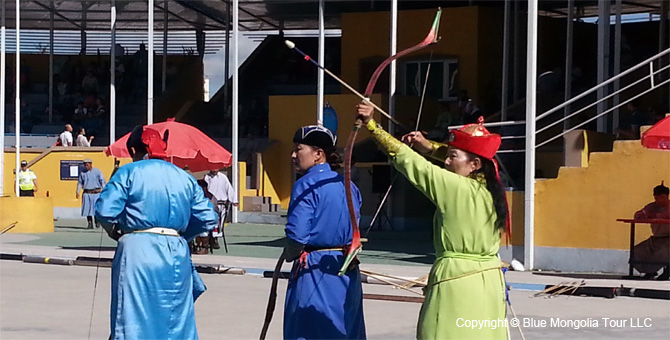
[564,0,574,131]
[14,0,20,197]
[110,0,116,143]
[48,0,54,124]
[148,0,154,125]
[512,0,520,101]
[317,0,324,125]
[660,1,669,109]
[162,0,167,93]
[613,0,622,132]
[501,0,510,121]
[0,0,6,196]
[524,0,538,270]
[80,2,87,55]
[596,0,611,132]
[232,0,239,223]
[224,0,230,111]
[389,0,397,135]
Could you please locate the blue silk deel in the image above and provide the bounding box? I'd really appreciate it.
[95,159,217,340]
[283,163,367,340]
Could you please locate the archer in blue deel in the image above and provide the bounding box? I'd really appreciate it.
[283,124,366,340]
[95,126,218,340]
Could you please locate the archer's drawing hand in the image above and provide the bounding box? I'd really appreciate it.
[401,131,433,154]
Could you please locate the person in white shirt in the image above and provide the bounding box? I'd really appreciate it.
[203,169,238,250]
[59,124,73,147]
[75,127,94,147]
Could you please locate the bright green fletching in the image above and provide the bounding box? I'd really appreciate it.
[338,245,362,276]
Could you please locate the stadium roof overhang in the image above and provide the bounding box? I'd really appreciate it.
[0,0,664,32]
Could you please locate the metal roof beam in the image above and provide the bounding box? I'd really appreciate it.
[154,2,212,30]
[31,0,82,29]
[174,0,228,28]
[219,0,280,30]
[622,1,660,11]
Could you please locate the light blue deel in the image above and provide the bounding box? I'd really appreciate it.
[95,159,218,340]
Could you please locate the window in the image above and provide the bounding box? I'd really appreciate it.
[402,58,458,101]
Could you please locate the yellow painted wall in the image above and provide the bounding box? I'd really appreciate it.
[341,7,484,105]
[535,140,670,250]
[0,197,54,233]
[266,94,383,209]
[3,148,130,207]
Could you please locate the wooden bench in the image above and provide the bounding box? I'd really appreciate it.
[616,218,670,278]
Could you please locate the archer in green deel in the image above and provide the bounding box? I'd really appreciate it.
[357,101,511,340]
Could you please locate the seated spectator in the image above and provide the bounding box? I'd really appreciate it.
[75,127,94,147]
[81,70,99,94]
[83,92,98,110]
[458,90,481,125]
[19,99,34,133]
[73,102,87,125]
[632,182,670,280]
[617,99,650,140]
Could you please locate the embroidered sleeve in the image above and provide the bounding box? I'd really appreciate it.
[366,119,403,155]
[427,140,449,163]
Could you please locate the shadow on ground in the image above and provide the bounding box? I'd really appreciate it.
[61,246,117,252]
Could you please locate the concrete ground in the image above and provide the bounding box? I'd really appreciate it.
[1,222,669,339]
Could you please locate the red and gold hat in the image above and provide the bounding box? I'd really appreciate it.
[447,117,501,160]
[141,127,169,159]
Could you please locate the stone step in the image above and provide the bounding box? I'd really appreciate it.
[243,196,272,206]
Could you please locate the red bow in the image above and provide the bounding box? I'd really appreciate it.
[339,9,442,275]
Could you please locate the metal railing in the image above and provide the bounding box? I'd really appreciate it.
[448,46,670,154]
[535,46,670,148]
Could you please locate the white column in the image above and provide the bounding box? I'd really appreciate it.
[148,0,154,125]
[110,0,116,143]
[0,0,6,196]
[524,0,538,270]
[317,0,324,125]
[389,0,397,135]
[232,0,239,223]
[14,0,20,197]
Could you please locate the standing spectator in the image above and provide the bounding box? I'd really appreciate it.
[95,126,217,340]
[204,169,239,250]
[59,124,74,147]
[240,132,259,176]
[75,128,94,147]
[17,160,37,197]
[75,159,106,229]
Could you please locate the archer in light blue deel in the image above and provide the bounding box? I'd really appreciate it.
[95,126,218,340]
[283,125,366,340]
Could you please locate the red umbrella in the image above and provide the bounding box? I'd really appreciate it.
[641,116,670,150]
[105,118,232,172]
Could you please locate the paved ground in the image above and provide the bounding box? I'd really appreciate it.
[1,221,669,339]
